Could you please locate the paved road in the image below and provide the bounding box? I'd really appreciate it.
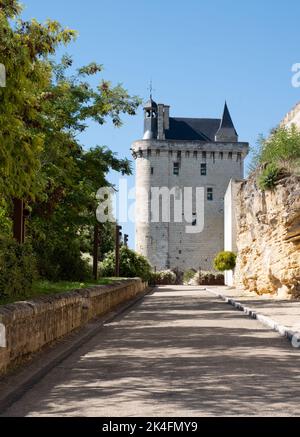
[3,286,300,417]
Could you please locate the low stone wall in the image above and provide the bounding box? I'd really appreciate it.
[0,279,147,375]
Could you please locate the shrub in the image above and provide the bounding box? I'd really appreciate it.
[257,163,280,191]
[194,270,225,285]
[183,269,197,284]
[100,246,152,282]
[151,270,177,285]
[250,125,300,177]
[214,251,237,272]
[34,237,92,282]
[0,236,38,298]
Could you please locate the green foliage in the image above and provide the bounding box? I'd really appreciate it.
[214,251,237,272]
[259,125,300,169]
[151,270,177,285]
[258,163,281,190]
[100,247,152,282]
[33,234,91,282]
[250,126,300,179]
[0,2,77,200]
[195,271,225,285]
[183,270,197,284]
[0,236,38,297]
[0,1,141,284]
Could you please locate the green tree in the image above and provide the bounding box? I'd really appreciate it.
[0,1,141,282]
[27,58,140,280]
[0,1,77,200]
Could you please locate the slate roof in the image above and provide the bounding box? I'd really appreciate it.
[219,102,238,135]
[165,117,221,142]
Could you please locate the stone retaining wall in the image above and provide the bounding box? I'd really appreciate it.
[0,279,147,375]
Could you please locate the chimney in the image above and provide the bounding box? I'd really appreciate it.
[164,105,170,131]
[157,104,165,140]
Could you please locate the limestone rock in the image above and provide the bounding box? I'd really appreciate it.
[234,174,300,298]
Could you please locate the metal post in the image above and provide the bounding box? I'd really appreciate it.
[13,198,24,244]
[115,225,122,277]
[93,224,99,281]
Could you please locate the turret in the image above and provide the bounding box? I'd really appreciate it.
[215,102,238,142]
[143,97,158,139]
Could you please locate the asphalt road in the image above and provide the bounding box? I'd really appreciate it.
[3,286,300,417]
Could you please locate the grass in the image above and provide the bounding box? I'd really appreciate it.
[0,278,126,306]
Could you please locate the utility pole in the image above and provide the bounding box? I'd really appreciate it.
[115,225,122,277]
[93,223,100,281]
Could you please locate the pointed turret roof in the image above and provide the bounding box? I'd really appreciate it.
[219,102,237,135]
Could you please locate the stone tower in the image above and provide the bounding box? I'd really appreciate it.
[132,98,249,272]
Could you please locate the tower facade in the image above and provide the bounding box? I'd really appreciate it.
[132,100,249,272]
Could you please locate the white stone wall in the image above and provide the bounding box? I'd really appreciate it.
[224,179,243,285]
[133,140,249,272]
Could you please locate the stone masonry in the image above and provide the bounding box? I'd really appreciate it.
[132,99,249,272]
[0,279,147,375]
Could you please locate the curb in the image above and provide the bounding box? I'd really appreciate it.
[0,287,154,414]
[207,289,299,348]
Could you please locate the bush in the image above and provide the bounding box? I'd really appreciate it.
[183,269,197,284]
[100,246,152,282]
[0,236,38,298]
[257,163,280,191]
[151,270,177,285]
[250,125,300,177]
[214,251,237,272]
[34,237,91,282]
[194,270,225,285]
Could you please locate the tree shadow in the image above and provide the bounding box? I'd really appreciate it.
[3,288,300,417]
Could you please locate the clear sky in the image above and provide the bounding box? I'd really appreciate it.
[22,0,300,248]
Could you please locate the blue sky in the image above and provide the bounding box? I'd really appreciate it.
[22,0,300,248]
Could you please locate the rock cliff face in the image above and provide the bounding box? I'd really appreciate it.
[234,174,300,298]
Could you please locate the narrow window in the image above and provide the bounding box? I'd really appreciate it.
[201,163,207,176]
[202,151,207,160]
[193,151,198,159]
[156,149,160,157]
[219,152,224,160]
[237,152,242,162]
[177,151,182,159]
[228,152,233,160]
[185,151,190,158]
[173,162,180,176]
[169,150,173,157]
[192,213,197,226]
[147,149,152,157]
[151,167,154,175]
[207,188,213,201]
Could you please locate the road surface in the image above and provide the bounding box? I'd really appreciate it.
[3,286,300,416]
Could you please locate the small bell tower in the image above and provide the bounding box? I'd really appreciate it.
[143,90,158,139]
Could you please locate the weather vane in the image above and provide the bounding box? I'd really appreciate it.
[148,79,155,99]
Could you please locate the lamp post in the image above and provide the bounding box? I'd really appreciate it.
[124,234,129,248]
[115,225,122,277]
[93,223,100,281]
